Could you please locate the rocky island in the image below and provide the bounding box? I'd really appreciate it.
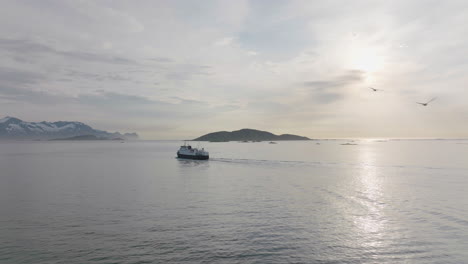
[193,128,310,142]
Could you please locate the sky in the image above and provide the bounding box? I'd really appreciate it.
[1,0,468,139]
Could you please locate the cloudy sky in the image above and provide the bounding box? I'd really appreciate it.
[1,0,467,139]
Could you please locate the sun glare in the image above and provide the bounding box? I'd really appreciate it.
[353,53,382,72]
[348,43,386,74]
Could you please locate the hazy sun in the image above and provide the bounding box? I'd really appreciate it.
[348,43,386,73]
[353,53,382,72]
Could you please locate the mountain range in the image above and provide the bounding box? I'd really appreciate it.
[193,128,310,141]
[0,116,138,140]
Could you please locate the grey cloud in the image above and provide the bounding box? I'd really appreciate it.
[0,84,73,105]
[165,64,213,81]
[62,51,135,65]
[75,91,240,120]
[0,86,216,119]
[0,38,51,54]
[304,70,364,89]
[78,91,157,106]
[65,70,103,81]
[170,96,205,105]
[0,66,45,86]
[311,92,343,104]
[0,37,214,87]
[303,70,364,104]
[0,67,58,104]
[76,91,215,120]
[0,84,158,108]
[247,101,293,114]
[65,70,132,82]
[0,38,136,65]
[57,78,73,82]
[12,56,35,64]
[148,57,173,63]
[166,72,191,81]
[125,69,156,73]
[212,104,240,112]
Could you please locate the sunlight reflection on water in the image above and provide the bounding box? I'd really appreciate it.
[354,145,387,246]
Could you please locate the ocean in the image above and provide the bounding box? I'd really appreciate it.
[1,140,467,263]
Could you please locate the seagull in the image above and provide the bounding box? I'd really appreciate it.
[369,87,383,92]
[416,97,437,106]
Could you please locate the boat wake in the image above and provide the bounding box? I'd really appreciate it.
[209,157,468,171]
[211,157,315,168]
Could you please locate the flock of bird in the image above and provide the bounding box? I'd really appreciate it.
[368,87,437,107]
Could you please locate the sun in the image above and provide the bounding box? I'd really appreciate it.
[353,53,383,72]
[348,43,386,73]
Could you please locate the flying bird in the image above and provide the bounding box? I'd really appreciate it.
[369,87,383,92]
[416,97,437,106]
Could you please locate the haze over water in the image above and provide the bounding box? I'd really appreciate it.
[1,140,468,263]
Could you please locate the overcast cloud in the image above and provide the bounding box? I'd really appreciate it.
[1,0,468,139]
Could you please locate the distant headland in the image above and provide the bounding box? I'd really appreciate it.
[193,128,310,142]
[50,135,125,141]
[0,116,138,140]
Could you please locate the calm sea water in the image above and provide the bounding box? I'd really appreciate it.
[1,140,467,263]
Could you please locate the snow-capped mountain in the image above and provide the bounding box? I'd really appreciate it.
[0,116,139,140]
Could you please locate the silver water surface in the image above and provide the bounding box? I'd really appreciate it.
[1,140,467,263]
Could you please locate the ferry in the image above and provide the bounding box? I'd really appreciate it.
[177,143,209,160]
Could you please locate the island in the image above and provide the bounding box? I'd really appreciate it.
[193,128,310,142]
